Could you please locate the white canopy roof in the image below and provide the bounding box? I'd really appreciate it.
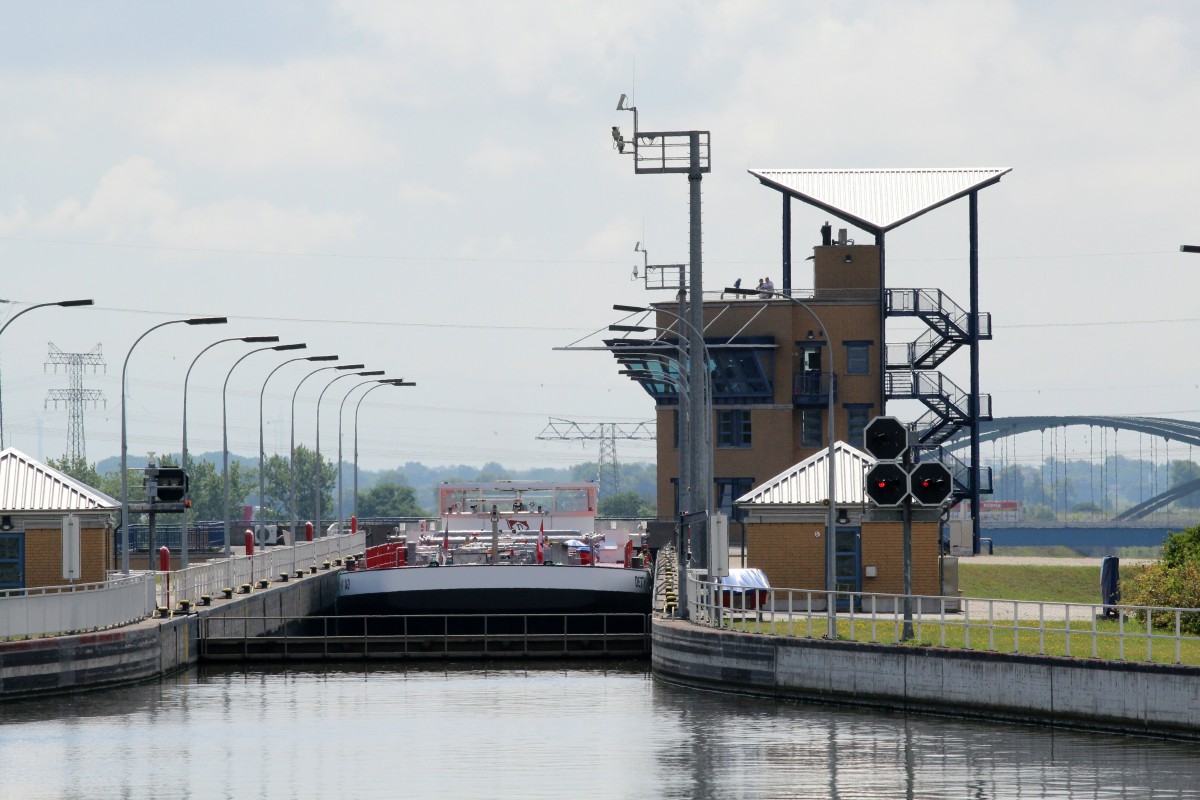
[749,168,1011,234]
[736,442,875,506]
[0,447,119,512]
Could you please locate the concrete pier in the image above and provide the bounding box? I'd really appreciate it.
[0,570,339,699]
[651,617,1200,741]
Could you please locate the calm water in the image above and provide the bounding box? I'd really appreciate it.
[1,662,1198,799]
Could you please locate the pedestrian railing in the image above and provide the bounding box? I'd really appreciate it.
[160,532,365,608]
[0,533,365,639]
[686,574,1200,667]
[0,574,155,639]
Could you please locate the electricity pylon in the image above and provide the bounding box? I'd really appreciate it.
[536,418,654,498]
[44,343,106,462]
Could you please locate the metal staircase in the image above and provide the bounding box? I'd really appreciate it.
[885,289,991,370]
[885,371,992,447]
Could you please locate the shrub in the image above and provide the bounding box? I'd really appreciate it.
[1162,525,1200,569]
[1122,552,1200,635]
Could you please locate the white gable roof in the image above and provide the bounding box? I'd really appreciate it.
[736,442,874,506]
[749,168,1011,234]
[0,448,119,512]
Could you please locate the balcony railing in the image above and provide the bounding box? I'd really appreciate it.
[792,372,835,406]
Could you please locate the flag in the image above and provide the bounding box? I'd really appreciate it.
[536,519,544,565]
[442,522,450,553]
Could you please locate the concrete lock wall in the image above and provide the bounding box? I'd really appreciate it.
[0,571,340,699]
[651,619,1200,740]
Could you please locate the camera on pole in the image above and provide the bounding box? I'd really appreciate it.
[909,462,953,506]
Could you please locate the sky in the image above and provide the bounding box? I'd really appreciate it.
[0,0,1198,474]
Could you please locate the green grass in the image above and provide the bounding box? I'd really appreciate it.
[958,563,1106,604]
[719,613,1200,666]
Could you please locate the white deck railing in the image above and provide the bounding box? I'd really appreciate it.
[0,533,365,640]
[686,574,1200,667]
[0,574,155,639]
[159,532,365,608]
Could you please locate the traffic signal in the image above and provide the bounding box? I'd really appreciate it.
[865,462,908,507]
[863,416,908,462]
[153,467,189,504]
[909,462,953,506]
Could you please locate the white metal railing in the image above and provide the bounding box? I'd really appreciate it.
[686,574,1200,666]
[0,574,155,639]
[160,532,365,608]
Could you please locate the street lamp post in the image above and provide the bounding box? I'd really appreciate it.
[221,343,306,558]
[290,364,361,537]
[727,286,840,635]
[316,370,379,533]
[121,316,227,574]
[336,375,387,529]
[181,335,279,568]
[0,298,93,448]
[258,354,338,561]
[352,380,415,519]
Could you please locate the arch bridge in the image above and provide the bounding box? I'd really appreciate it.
[945,416,1200,523]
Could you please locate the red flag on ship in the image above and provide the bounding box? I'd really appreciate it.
[442,523,450,552]
[536,519,544,565]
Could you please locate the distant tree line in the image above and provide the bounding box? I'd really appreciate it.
[48,454,658,524]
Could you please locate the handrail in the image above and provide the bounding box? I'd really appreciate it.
[685,575,1200,666]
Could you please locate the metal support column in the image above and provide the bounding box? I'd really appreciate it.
[876,232,887,414]
[681,131,706,617]
[782,194,792,296]
[969,191,981,555]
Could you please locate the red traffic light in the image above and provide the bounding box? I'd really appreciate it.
[865,463,907,507]
[909,462,954,506]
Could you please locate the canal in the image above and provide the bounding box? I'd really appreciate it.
[2,662,1198,799]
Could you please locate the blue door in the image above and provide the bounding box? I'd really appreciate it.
[0,532,24,590]
[834,527,861,610]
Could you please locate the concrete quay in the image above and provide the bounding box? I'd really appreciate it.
[0,570,339,699]
[651,616,1200,741]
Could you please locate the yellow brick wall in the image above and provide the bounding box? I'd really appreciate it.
[22,527,112,588]
[653,285,885,517]
[747,519,940,596]
[859,520,940,596]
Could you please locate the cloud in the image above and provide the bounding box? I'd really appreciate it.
[133,59,403,172]
[11,157,359,252]
[397,182,457,206]
[467,139,542,177]
[334,0,668,94]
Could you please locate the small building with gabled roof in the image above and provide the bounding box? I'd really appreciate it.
[0,448,118,590]
[735,442,944,599]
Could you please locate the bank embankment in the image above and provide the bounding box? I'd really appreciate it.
[652,617,1200,740]
[0,570,339,699]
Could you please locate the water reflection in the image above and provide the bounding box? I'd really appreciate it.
[0,663,1197,799]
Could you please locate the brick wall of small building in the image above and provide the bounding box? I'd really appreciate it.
[747,519,940,596]
[22,527,112,588]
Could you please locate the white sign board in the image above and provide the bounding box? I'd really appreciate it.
[62,514,81,581]
[709,512,730,578]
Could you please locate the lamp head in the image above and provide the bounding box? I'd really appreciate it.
[273,343,307,351]
[186,316,228,325]
[613,304,646,313]
[57,299,94,307]
[241,336,280,343]
[609,324,649,333]
[724,287,755,296]
[357,370,385,376]
[307,355,338,362]
[336,363,365,370]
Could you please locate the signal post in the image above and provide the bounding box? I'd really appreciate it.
[864,417,953,641]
